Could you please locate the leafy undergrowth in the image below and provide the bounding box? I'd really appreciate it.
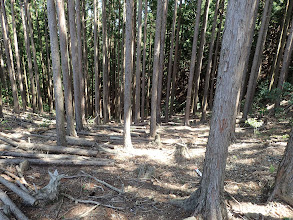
[0,105,292,219]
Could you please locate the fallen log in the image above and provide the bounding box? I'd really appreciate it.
[0,210,9,220]
[0,188,29,220]
[0,176,36,206]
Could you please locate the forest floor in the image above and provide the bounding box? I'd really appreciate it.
[0,105,293,220]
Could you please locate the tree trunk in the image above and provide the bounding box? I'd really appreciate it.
[124,0,134,149]
[173,1,258,218]
[11,0,26,111]
[102,0,110,123]
[141,0,148,122]
[274,14,293,110]
[47,0,67,146]
[150,0,163,138]
[165,0,178,123]
[201,0,221,122]
[0,0,20,114]
[156,0,168,124]
[242,0,273,120]
[192,0,210,114]
[68,0,83,131]
[25,0,43,113]
[134,0,143,124]
[268,128,293,207]
[184,0,203,125]
[0,63,3,118]
[56,0,77,137]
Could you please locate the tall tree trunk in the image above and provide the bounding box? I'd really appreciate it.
[22,56,30,105]
[11,0,26,111]
[25,0,43,113]
[173,1,259,218]
[134,0,143,124]
[124,0,134,149]
[274,14,293,110]
[146,39,152,119]
[184,0,203,125]
[68,0,83,131]
[150,0,163,138]
[268,128,293,207]
[94,0,101,124]
[56,0,77,137]
[242,0,273,120]
[201,0,221,122]
[47,0,67,146]
[0,57,3,118]
[140,0,148,122]
[165,0,178,123]
[156,0,168,124]
[102,0,110,123]
[0,0,20,114]
[192,0,210,113]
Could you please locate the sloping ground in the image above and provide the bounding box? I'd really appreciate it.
[0,106,292,219]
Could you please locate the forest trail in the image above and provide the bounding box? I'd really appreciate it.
[0,106,292,219]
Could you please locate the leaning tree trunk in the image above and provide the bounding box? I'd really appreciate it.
[184,0,202,126]
[47,0,67,146]
[0,0,20,114]
[268,128,293,207]
[172,0,258,218]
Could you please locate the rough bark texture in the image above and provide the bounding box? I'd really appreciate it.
[173,0,258,218]
[124,0,134,149]
[47,0,67,146]
[150,0,163,138]
[184,0,202,125]
[56,0,76,137]
[269,128,293,206]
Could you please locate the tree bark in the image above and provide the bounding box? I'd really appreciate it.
[68,0,83,131]
[0,0,20,114]
[124,0,134,149]
[173,1,258,218]
[242,0,273,120]
[150,0,163,138]
[47,0,67,146]
[56,0,76,137]
[184,0,203,125]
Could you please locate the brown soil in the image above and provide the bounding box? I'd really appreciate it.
[0,105,292,220]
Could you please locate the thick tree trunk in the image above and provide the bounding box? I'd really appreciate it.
[242,0,273,120]
[0,0,20,114]
[56,0,77,137]
[11,0,26,111]
[47,0,67,146]
[184,0,202,125]
[173,1,258,218]
[150,0,163,138]
[68,0,83,131]
[268,128,293,206]
[124,0,134,149]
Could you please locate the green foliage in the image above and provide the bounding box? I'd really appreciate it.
[269,165,275,173]
[245,118,264,134]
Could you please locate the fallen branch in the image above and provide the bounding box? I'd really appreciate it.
[0,176,36,206]
[0,188,29,220]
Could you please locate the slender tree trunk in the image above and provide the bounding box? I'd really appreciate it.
[141,0,148,122]
[68,0,83,131]
[47,0,67,146]
[150,0,163,138]
[25,0,43,113]
[56,0,77,137]
[134,0,143,124]
[184,0,203,125]
[0,0,20,114]
[174,1,259,217]
[146,39,152,119]
[274,14,293,110]
[11,0,26,111]
[156,0,168,124]
[124,0,134,149]
[192,0,210,113]
[165,0,178,123]
[242,0,273,120]
[102,0,110,123]
[22,56,30,104]
[0,58,3,118]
